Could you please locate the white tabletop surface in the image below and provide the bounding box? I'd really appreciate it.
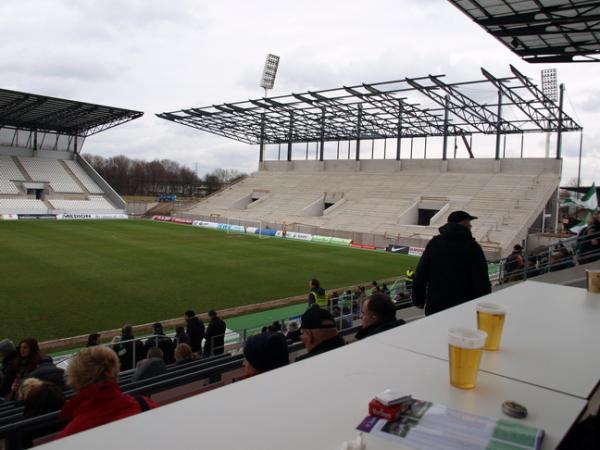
[39,338,584,450]
[373,281,600,399]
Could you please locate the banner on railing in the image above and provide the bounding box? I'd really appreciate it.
[1,214,18,220]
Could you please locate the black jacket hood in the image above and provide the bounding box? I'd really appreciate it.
[438,222,474,241]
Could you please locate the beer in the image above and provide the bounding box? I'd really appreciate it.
[586,270,600,293]
[448,328,487,389]
[476,303,506,351]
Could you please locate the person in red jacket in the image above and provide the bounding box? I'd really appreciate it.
[58,346,158,439]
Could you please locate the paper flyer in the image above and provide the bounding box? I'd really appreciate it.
[357,398,544,450]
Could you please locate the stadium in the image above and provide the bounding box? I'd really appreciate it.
[1,1,600,449]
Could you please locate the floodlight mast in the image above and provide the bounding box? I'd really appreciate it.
[260,53,280,98]
[541,68,558,158]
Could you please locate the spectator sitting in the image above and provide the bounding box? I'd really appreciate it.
[261,326,269,333]
[87,333,101,347]
[268,321,282,333]
[332,305,352,330]
[10,338,48,400]
[184,310,205,354]
[58,346,158,439]
[381,283,390,295]
[173,326,190,347]
[144,322,175,364]
[355,293,406,340]
[28,357,66,391]
[243,332,289,377]
[330,291,340,307]
[133,348,167,382]
[285,321,301,343]
[112,325,144,371]
[204,310,227,357]
[577,213,600,264]
[0,338,18,398]
[296,307,345,361]
[22,381,66,449]
[18,377,43,402]
[371,281,380,293]
[549,245,575,272]
[174,343,195,366]
[503,244,525,282]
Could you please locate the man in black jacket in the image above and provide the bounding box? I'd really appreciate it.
[112,325,145,371]
[184,310,205,354]
[144,322,175,364]
[355,293,405,340]
[412,211,491,316]
[203,310,226,357]
[296,306,345,361]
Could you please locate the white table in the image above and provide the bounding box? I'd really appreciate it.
[373,281,600,399]
[39,339,585,450]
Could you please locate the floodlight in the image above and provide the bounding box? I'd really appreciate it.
[541,68,557,102]
[541,68,557,158]
[260,53,280,97]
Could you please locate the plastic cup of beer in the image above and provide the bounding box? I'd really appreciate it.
[476,303,507,351]
[448,328,487,389]
[586,270,600,293]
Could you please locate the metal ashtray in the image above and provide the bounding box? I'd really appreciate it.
[502,400,528,419]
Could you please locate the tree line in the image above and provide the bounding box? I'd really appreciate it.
[83,154,245,197]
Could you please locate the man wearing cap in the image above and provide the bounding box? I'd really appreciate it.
[412,210,491,316]
[296,307,345,361]
[243,332,289,377]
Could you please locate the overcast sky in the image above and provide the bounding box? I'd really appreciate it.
[1,0,599,184]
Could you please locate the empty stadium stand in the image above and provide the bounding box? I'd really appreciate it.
[183,159,561,258]
[0,152,126,216]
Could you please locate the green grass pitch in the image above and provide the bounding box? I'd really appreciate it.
[0,220,417,342]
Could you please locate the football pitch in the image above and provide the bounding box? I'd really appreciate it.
[0,220,416,342]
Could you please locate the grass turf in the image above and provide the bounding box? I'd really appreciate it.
[0,220,416,342]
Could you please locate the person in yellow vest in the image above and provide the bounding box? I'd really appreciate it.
[307,278,329,308]
[405,268,415,290]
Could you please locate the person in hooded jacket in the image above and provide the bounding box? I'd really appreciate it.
[57,346,158,439]
[412,211,491,316]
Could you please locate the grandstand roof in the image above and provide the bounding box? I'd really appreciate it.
[0,88,143,137]
[157,65,581,146]
[449,1,600,63]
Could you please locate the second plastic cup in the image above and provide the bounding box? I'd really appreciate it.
[448,328,487,389]
[476,303,506,351]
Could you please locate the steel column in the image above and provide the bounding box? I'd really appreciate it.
[319,109,325,161]
[495,90,503,160]
[396,101,403,160]
[442,95,450,161]
[355,104,362,161]
[259,113,265,162]
[556,83,565,159]
[287,113,293,161]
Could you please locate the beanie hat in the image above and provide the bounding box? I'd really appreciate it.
[243,332,289,373]
[0,339,15,355]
